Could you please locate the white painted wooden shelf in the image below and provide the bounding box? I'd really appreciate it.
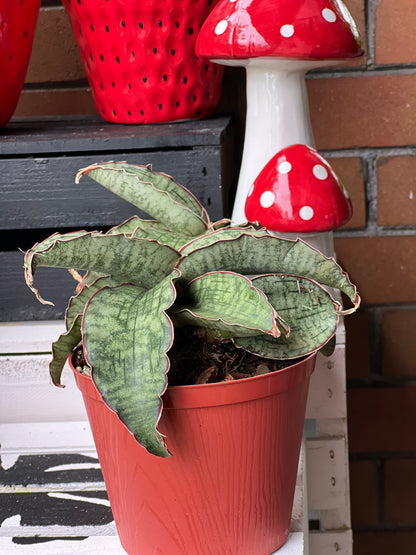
[0,320,351,554]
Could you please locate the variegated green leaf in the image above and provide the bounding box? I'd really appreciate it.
[319,335,336,357]
[50,316,82,386]
[131,220,196,250]
[24,232,179,304]
[66,276,121,330]
[77,162,209,236]
[179,227,268,255]
[82,271,179,457]
[106,216,144,236]
[108,217,197,250]
[176,234,360,311]
[235,275,339,359]
[171,271,288,338]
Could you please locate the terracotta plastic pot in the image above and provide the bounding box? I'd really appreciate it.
[62,0,224,124]
[72,353,315,554]
[0,0,41,127]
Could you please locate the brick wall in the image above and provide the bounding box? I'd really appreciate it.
[12,1,416,553]
[311,1,416,554]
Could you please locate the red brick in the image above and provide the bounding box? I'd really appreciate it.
[378,156,416,226]
[25,7,85,84]
[348,385,416,453]
[384,458,416,523]
[349,460,378,527]
[14,89,97,118]
[376,0,416,65]
[335,236,416,305]
[345,311,371,379]
[308,74,416,149]
[330,157,366,228]
[353,531,416,555]
[382,310,416,377]
[328,158,366,227]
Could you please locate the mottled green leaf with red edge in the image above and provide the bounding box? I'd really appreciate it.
[82,271,179,457]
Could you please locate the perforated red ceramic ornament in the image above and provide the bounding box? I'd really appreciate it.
[0,0,41,127]
[62,0,224,124]
[245,144,352,232]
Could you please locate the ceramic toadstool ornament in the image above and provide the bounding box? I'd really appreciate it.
[245,144,352,255]
[195,0,363,225]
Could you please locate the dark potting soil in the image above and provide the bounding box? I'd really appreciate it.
[72,327,300,386]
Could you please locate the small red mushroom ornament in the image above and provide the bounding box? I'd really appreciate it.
[245,144,352,233]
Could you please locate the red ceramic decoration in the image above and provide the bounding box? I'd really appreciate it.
[71,353,316,554]
[196,0,363,60]
[245,144,352,232]
[62,0,224,124]
[0,0,41,127]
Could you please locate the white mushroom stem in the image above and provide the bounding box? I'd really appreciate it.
[231,59,321,224]
[230,59,336,256]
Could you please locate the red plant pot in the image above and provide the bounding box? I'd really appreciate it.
[0,0,40,127]
[72,353,315,554]
[62,0,224,124]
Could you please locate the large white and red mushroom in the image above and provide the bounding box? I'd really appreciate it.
[195,0,363,224]
[244,144,352,254]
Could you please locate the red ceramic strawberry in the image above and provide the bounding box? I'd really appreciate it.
[0,0,40,127]
[61,0,224,124]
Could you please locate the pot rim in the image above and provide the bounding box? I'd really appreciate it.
[70,352,316,409]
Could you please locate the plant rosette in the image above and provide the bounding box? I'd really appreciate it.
[24,162,360,553]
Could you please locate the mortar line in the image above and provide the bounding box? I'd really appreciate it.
[307,65,416,79]
[321,146,416,157]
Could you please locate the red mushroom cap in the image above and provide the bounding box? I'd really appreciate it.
[244,144,352,232]
[196,0,363,61]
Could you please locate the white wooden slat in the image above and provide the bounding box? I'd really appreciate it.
[305,345,347,420]
[290,440,309,552]
[0,321,65,354]
[0,535,125,554]
[0,422,95,470]
[309,530,352,555]
[0,354,88,424]
[305,438,350,521]
[319,507,352,533]
[0,522,117,538]
[0,531,304,554]
[0,482,105,494]
[271,532,305,554]
[316,418,348,437]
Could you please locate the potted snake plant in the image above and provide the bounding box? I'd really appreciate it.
[24,162,360,554]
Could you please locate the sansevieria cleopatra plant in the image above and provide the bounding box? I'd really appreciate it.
[24,162,360,458]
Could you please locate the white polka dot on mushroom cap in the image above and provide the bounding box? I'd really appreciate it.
[280,24,294,38]
[313,164,329,180]
[299,206,314,221]
[260,191,275,208]
[322,8,337,23]
[278,161,292,174]
[215,20,228,35]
